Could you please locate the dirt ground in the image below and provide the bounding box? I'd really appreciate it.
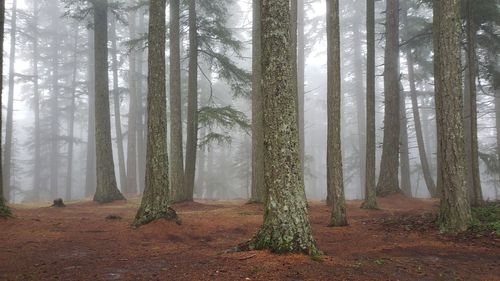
[0,195,499,281]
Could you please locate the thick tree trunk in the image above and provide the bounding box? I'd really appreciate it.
[85,28,97,197]
[464,0,483,206]
[184,0,198,202]
[433,0,472,233]
[3,0,17,201]
[110,16,127,192]
[32,1,41,201]
[361,0,378,209]
[126,7,138,195]
[65,28,79,201]
[169,0,185,202]
[376,0,400,196]
[297,0,305,175]
[251,0,265,203]
[327,0,347,227]
[0,0,11,216]
[244,0,318,256]
[92,0,125,203]
[399,89,412,196]
[134,0,176,226]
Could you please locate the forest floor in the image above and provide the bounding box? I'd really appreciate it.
[0,194,499,281]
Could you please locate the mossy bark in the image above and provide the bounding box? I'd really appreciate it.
[134,0,177,227]
[184,0,198,202]
[169,0,185,203]
[433,0,472,233]
[244,0,318,256]
[326,0,347,227]
[92,0,125,203]
[361,0,378,210]
[376,0,401,197]
[251,0,265,203]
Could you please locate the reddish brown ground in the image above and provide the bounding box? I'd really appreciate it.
[0,195,498,281]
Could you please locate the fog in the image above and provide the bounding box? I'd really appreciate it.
[2,0,499,203]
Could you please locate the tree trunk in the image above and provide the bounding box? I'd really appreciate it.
[464,0,483,206]
[0,0,11,216]
[353,5,366,198]
[136,10,146,193]
[126,7,138,195]
[433,0,472,233]
[134,0,176,226]
[92,0,125,203]
[297,0,305,175]
[110,16,127,193]
[3,0,17,201]
[361,0,378,209]
[184,0,198,202]
[32,0,41,201]
[85,28,97,197]
[251,0,265,203]
[399,88,412,196]
[376,0,400,196]
[49,2,60,200]
[243,0,319,256]
[169,0,185,202]
[66,27,79,201]
[327,0,347,227]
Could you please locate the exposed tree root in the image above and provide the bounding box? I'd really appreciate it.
[132,207,181,228]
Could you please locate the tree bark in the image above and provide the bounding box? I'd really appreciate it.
[184,0,198,202]
[433,0,472,233]
[327,0,347,226]
[136,10,146,193]
[85,28,97,197]
[376,0,400,196]
[243,0,319,256]
[49,1,60,200]
[297,0,305,175]
[361,0,378,209]
[92,0,125,203]
[126,7,138,195]
[110,15,127,193]
[251,0,265,203]
[399,88,412,196]
[0,0,11,216]
[66,27,79,201]
[169,0,185,202]
[134,0,176,226]
[32,0,41,201]
[3,0,17,201]
[464,0,483,206]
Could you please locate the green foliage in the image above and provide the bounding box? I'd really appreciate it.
[197,105,250,147]
[469,203,500,235]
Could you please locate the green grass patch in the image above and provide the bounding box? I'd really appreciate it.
[470,203,500,236]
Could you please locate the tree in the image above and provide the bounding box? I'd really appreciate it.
[125,5,138,195]
[376,0,400,196]
[3,0,17,201]
[251,0,264,203]
[110,14,127,193]
[92,0,125,203]
[463,0,484,206]
[238,0,318,256]
[134,0,177,226]
[0,0,12,217]
[184,0,198,202]
[433,0,472,233]
[169,0,184,202]
[361,0,378,209]
[327,0,347,226]
[399,86,412,196]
